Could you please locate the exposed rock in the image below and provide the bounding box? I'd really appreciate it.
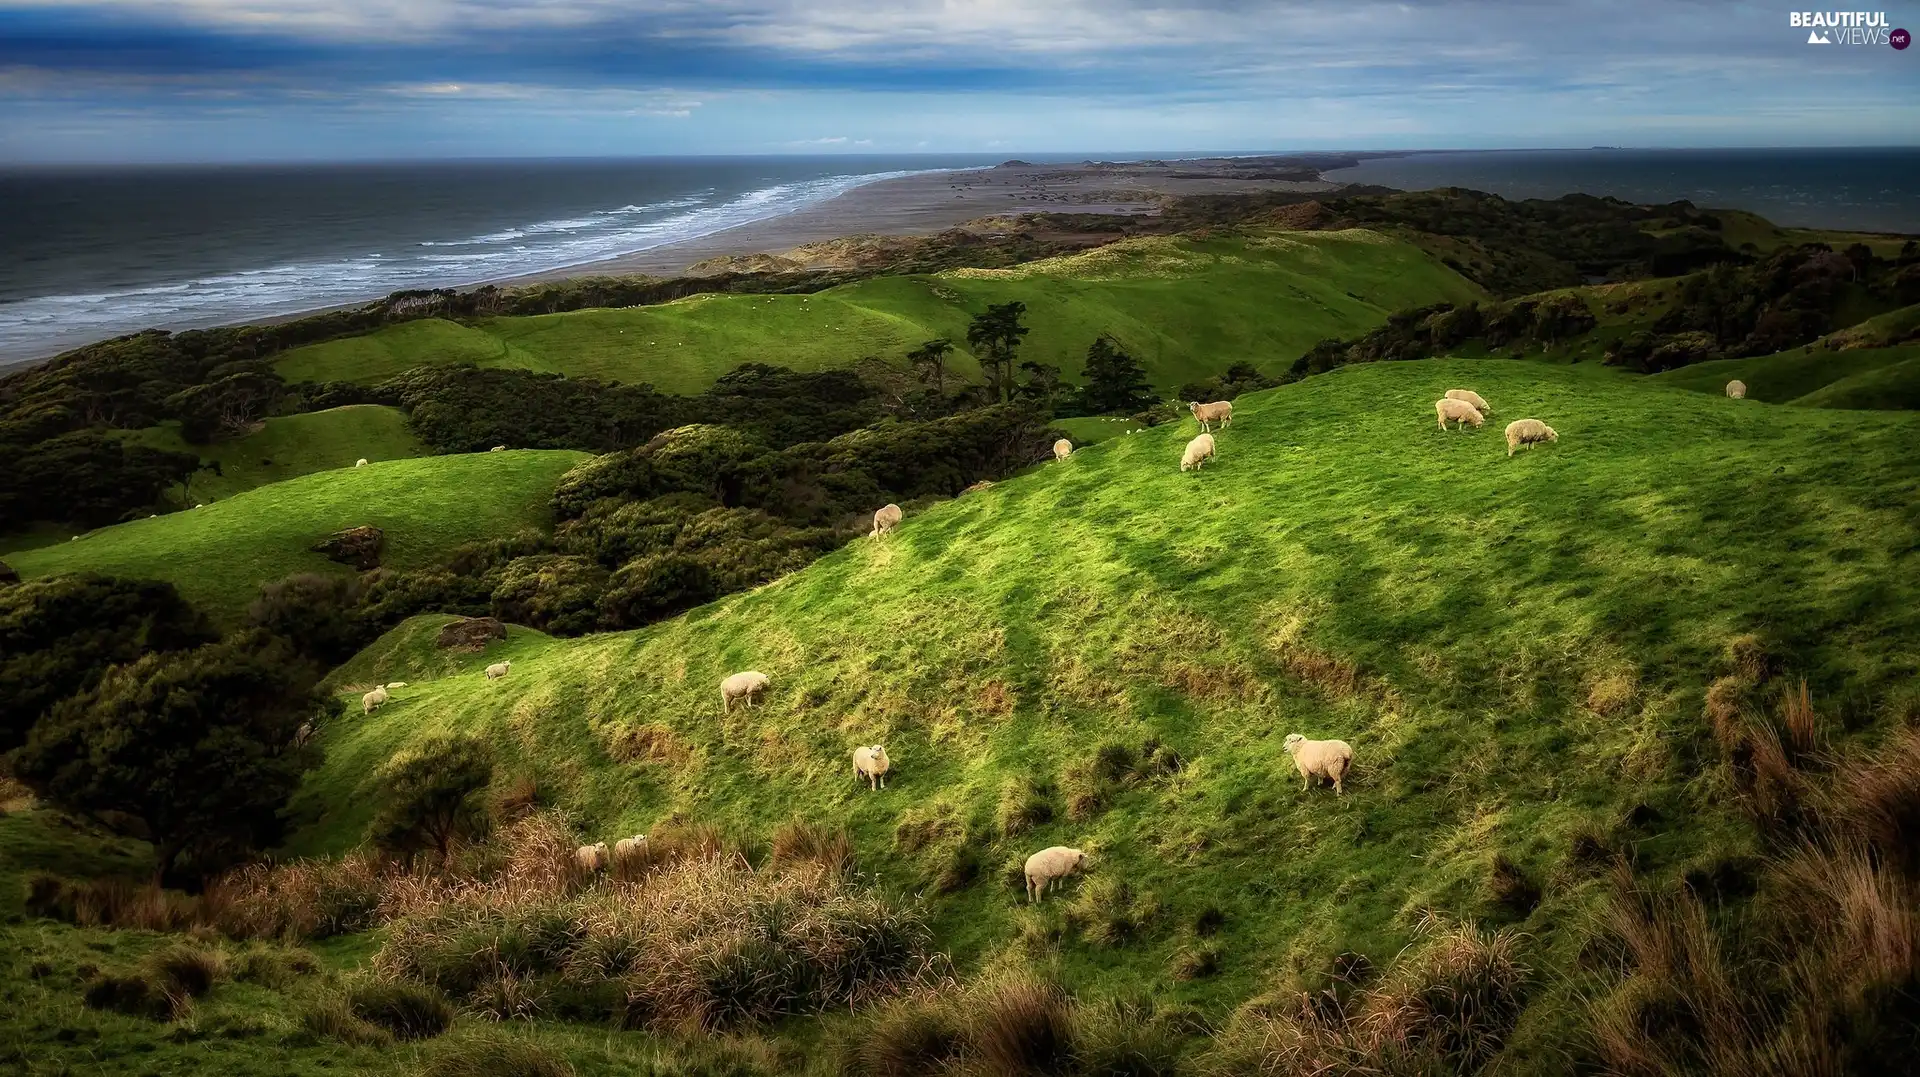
[0,560,16,585]
[437,616,507,652]
[310,525,385,569]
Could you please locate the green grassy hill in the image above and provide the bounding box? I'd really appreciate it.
[116,405,429,504]
[1650,342,1920,407]
[286,359,1920,1050]
[7,450,586,620]
[275,230,1483,394]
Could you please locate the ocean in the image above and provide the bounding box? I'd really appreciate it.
[0,154,1035,366]
[1326,147,1920,234]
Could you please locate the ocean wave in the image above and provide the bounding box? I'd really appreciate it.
[0,168,944,365]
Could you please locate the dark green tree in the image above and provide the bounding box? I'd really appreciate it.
[0,432,203,528]
[1077,335,1155,415]
[906,338,954,396]
[366,733,495,865]
[965,302,1031,404]
[11,631,319,881]
[0,574,216,753]
[1016,361,1067,412]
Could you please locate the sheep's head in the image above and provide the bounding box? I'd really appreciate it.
[1283,733,1304,754]
[1545,426,1559,441]
[1075,851,1089,869]
[594,843,608,854]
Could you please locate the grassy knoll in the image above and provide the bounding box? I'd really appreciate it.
[275,230,1483,394]
[6,450,586,621]
[1049,415,1146,445]
[1650,342,1920,407]
[286,359,1920,1056]
[116,405,429,504]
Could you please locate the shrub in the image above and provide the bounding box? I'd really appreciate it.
[424,1036,577,1077]
[769,819,855,877]
[367,733,495,864]
[83,971,178,1021]
[1487,854,1543,919]
[347,979,457,1040]
[246,572,375,668]
[998,777,1055,838]
[1074,996,1190,1077]
[299,996,395,1047]
[145,944,227,999]
[1069,877,1161,948]
[968,977,1077,1077]
[1171,942,1223,981]
[205,852,385,940]
[24,873,199,931]
[844,992,968,1077]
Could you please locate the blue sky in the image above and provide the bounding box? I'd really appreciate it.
[3,1,1917,161]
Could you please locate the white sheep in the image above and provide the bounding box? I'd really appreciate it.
[362,686,390,714]
[1189,400,1233,432]
[721,670,770,712]
[1180,432,1217,472]
[1445,389,1492,415]
[1504,418,1559,457]
[385,682,408,689]
[355,458,369,468]
[1726,380,1747,399]
[485,660,512,680]
[613,834,649,869]
[575,842,609,874]
[1024,846,1089,903]
[1435,398,1484,431]
[1282,733,1354,795]
[1053,438,1073,461]
[853,745,891,791]
[491,445,507,452]
[871,503,903,539]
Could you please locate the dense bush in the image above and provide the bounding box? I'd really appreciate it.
[367,734,496,865]
[0,430,203,527]
[246,572,376,669]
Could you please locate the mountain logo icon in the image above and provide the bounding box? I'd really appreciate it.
[1807,29,1832,43]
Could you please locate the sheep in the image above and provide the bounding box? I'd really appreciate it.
[1024,846,1089,903]
[1445,388,1492,415]
[355,458,369,468]
[485,660,512,680]
[1435,397,1484,431]
[1282,733,1354,795]
[853,745,891,791]
[1726,380,1747,399]
[491,445,507,452]
[721,670,770,712]
[385,682,408,689]
[613,834,649,872]
[1053,438,1073,461]
[362,686,390,714]
[871,503,903,539]
[575,842,609,874]
[1180,432,1217,472]
[1189,400,1233,432]
[1504,418,1559,457]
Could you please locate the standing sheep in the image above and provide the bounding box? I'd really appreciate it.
[355,458,369,468]
[1435,398,1485,431]
[871,504,903,539]
[853,745,891,791]
[1504,419,1559,457]
[1726,380,1747,399]
[1024,846,1089,903]
[613,834,649,875]
[1445,389,1492,415]
[721,670,770,712]
[485,660,512,680]
[1180,433,1217,472]
[1189,400,1233,432]
[1282,733,1354,795]
[575,842,609,874]
[362,686,390,715]
[1053,438,1073,461]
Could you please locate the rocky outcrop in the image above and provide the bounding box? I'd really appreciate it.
[436,616,507,652]
[310,525,384,570]
[0,560,17,585]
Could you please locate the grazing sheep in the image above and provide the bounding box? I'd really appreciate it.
[853,745,891,791]
[1726,380,1747,399]
[721,670,770,712]
[1282,733,1354,795]
[1189,400,1233,432]
[362,686,390,715]
[575,843,609,874]
[1053,438,1073,461]
[355,458,369,468]
[385,682,407,689]
[1024,846,1089,903]
[613,834,649,867]
[1180,432,1217,472]
[871,503,903,539]
[485,660,512,680]
[1435,398,1485,431]
[1504,418,1559,457]
[490,445,507,452]
[1445,389,1492,415]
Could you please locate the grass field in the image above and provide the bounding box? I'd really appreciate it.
[1049,415,1146,445]
[275,230,1485,394]
[272,358,1920,1061]
[6,450,586,621]
[116,405,430,504]
[1650,342,1920,407]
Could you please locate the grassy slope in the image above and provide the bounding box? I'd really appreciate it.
[6,451,586,621]
[289,359,1920,1048]
[275,230,1484,394]
[116,405,430,504]
[1650,343,1920,407]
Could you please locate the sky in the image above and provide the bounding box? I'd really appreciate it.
[2,1,1918,162]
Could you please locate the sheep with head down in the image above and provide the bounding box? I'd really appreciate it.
[1504,418,1559,457]
[1445,388,1492,415]
[1283,733,1353,795]
[721,670,770,712]
[1435,398,1484,431]
[1726,380,1747,399]
[1053,438,1073,461]
[1181,433,1216,472]
[362,686,390,715]
[1024,846,1088,903]
[871,504,902,539]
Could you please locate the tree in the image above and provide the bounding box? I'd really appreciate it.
[0,432,202,528]
[966,302,1031,404]
[906,339,954,396]
[0,574,216,754]
[164,370,288,443]
[366,734,495,866]
[1015,361,1067,412]
[1077,335,1154,415]
[11,632,319,882]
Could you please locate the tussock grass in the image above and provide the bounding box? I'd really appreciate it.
[346,978,456,1040]
[424,1035,578,1077]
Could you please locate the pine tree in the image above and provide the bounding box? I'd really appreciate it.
[1077,335,1154,414]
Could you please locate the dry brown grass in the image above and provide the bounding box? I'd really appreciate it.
[25,873,200,932]
[1703,676,1752,759]
[605,722,692,766]
[1723,633,1775,683]
[1585,668,1640,716]
[1778,680,1822,759]
[769,819,855,877]
[973,680,1016,719]
[1278,647,1360,700]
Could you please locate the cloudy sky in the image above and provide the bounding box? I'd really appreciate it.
[2,1,1917,161]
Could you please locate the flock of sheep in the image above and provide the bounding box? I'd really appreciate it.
[1431,388,1561,457]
